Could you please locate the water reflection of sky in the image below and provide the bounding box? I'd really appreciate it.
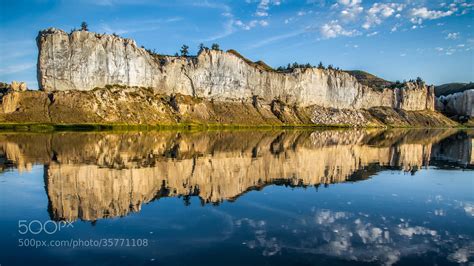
[231,168,474,265]
[0,165,473,265]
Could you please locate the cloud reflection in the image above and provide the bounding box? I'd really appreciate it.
[238,209,473,265]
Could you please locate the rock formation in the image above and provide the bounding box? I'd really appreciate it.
[37,28,434,111]
[435,89,474,118]
[9,81,27,92]
[0,81,27,92]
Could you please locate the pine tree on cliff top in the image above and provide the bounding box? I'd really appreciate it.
[198,43,205,53]
[211,43,220,50]
[81,22,88,31]
[180,45,189,57]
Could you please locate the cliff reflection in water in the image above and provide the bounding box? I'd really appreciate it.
[0,129,472,222]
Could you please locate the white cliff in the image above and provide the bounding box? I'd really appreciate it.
[436,89,474,117]
[37,28,435,111]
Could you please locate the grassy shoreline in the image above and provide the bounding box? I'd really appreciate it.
[0,122,470,132]
[0,122,359,132]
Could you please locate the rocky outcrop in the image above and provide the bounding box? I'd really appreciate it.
[436,89,474,118]
[0,81,27,92]
[0,82,28,114]
[10,81,27,92]
[37,28,435,111]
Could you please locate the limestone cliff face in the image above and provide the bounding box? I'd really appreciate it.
[435,89,474,117]
[37,28,434,111]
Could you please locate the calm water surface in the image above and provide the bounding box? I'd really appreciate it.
[0,129,473,265]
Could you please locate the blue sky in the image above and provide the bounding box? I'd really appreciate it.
[0,0,473,88]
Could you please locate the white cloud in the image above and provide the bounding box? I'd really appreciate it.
[410,7,453,24]
[448,247,472,263]
[446,32,460,40]
[330,3,340,9]
[235,20,252,30]
[367,31,378,37]
[338,0,363,20]
[341,7,363,20]
[315,210,349,224]
[462,202,474,217]
[320,20,360,39]
[237,0,280,29]
[258,0,270,10]
[363,3,405,29]
[254,0,280,18]
[434,45,462,55]
[235,20,245,27]
[337,0,361,7]
[357,226,385,244]
[397,225,437,238]
[235,19,269,30]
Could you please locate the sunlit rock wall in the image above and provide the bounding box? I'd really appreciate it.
[37,28,434,111]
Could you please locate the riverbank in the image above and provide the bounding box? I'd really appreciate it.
[0,121,468,133]
[0,87,460,130]
[0,122,348,132]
